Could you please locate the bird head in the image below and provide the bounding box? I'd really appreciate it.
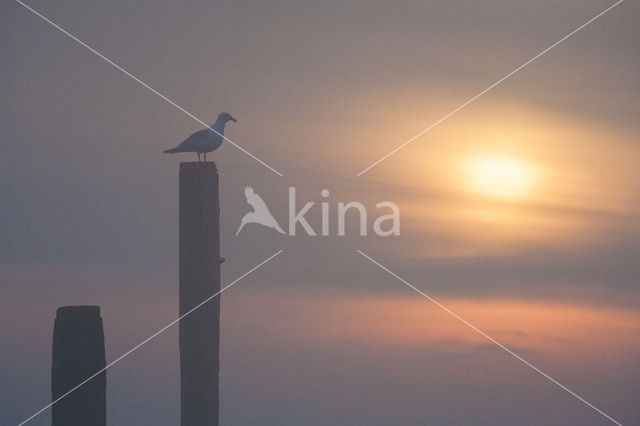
[217,112,237,123]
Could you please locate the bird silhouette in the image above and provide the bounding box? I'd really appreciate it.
[236,186,285,235]
[163,112,237,161]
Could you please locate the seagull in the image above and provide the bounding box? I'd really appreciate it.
[236,186,285,235]
[163,112,237,161]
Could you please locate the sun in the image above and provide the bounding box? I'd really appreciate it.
[466,156,536,199]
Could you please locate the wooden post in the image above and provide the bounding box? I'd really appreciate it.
[52,306,106,426]
[179,162,221,426]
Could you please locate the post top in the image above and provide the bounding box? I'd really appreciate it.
[56,305,101,317]
[180,161,218,171]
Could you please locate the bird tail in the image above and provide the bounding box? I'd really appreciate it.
[163,148,178,153]
[272,222,285,234]
[235,219,247,236]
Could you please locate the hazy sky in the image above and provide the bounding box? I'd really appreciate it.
[2,0,639,424]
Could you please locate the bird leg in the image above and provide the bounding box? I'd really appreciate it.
[197,153,201,162]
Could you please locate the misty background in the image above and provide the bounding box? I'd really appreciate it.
[2,0,639,424]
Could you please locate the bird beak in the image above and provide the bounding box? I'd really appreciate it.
[230,116,237,123]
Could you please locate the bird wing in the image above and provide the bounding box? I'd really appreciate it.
[244,186,270,212]
[172,129,210,152]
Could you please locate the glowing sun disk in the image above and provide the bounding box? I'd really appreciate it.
[467,156,536,198]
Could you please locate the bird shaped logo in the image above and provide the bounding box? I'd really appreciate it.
[236,186,285,236]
